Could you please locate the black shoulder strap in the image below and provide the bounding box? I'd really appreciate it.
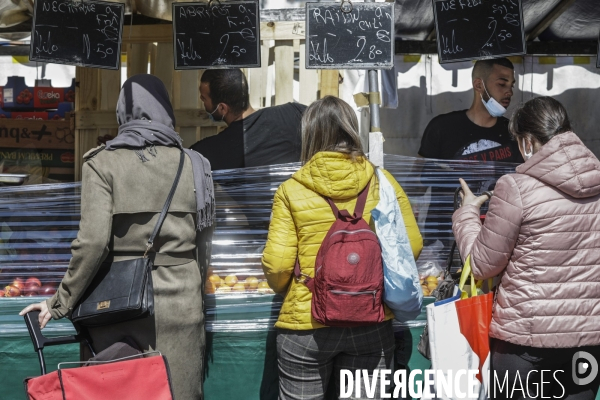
[144,150,185,256]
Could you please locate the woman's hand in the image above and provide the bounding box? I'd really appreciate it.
[458,178,492,209]
[19,301,52,329]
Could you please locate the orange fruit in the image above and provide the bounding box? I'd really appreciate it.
[257,281,273,294]
[208,274,221,286]
[245,276,259,290]
[224,275,238,287]
[257,281,270,289]
[425,276,438,285]
[216,285,231,293]
[232,283,246,292]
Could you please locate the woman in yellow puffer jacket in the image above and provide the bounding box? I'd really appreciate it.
[262,96,423,399]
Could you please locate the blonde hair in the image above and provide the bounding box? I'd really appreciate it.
[300,96,365,163]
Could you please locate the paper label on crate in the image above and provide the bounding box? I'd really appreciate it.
[3,88,13,103]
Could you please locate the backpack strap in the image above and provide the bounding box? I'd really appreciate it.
[294,259,315,291]
[353,180,371,218]
[324,180,371,221]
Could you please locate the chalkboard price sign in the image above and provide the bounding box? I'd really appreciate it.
[30,0,124,69]
[305,2,394,69]
[173,1,260,70]
[433,0,526,63]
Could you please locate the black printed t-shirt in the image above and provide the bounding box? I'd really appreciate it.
[190,102,305,170]
[418,110,523,163]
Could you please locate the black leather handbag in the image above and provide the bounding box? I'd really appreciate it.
[70,151,185,327]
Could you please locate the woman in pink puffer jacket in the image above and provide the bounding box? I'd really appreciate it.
[453,97,600,400]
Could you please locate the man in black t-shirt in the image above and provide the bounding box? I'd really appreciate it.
[417,58,522,258]
[190,69,305,170]
[418,58,523,163]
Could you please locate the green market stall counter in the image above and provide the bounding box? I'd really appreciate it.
[0,295,434,400]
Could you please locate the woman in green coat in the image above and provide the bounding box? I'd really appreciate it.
[20,74,215,400]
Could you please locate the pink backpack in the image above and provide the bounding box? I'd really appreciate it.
[294,181,386,327]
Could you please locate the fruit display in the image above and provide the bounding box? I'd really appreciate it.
[0,183,76,300]
[205,270,274,295]
[0,276,58,298]
[0,154,519,336]
[419,275,440,297]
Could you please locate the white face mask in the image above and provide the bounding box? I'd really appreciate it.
[480,82,507,117]
[522,138,533,160]
[208,103,224,122]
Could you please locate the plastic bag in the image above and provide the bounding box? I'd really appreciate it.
[418,261,443,280]
[372,169,423,322]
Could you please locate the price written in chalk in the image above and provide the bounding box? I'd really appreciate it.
[434,0,525,63]
[305,2,394,69]
[30,0,124,69]
[173,1,260,69]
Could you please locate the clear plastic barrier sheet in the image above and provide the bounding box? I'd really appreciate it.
[0,155,516,333]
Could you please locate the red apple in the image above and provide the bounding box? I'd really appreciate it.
[5,285,21,297]
[12,277,25,288]
[0,289,5,297]
[24,288,40,296]
[39,285,57,296]
[24,283,41,296]
[26,277,42,288]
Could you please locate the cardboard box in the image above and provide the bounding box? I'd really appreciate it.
[1,77,75,110]
[0,116,75,183]
[0,117,73,149]
[6,103,73,120]
[1,77,33,110]
[33,79,76,109]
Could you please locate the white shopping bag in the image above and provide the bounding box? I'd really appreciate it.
[426,285,492,400]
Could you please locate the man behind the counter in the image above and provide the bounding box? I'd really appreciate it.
[418,57,523,163]
[190,69,306,170]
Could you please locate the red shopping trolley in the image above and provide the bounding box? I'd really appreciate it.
[23,311,175,400]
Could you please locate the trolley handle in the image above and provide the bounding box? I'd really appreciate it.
[24,310,83,375]
[24,311,80,351]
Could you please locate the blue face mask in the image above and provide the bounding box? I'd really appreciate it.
[480,83,507,117]
[208,104,224,122]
